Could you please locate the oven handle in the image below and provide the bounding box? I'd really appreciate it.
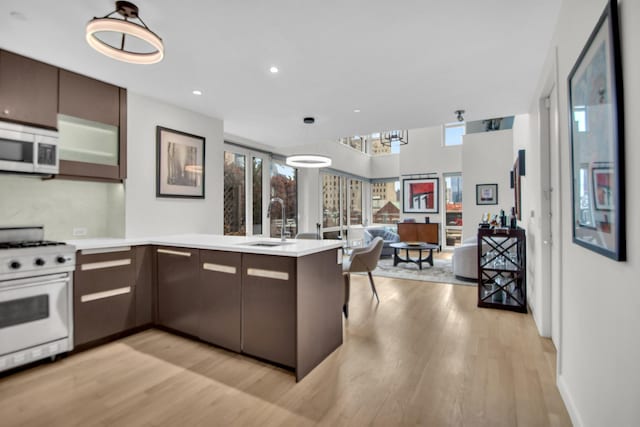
[0,273,70,291]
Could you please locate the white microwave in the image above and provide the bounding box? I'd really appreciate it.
[0,121,59,175]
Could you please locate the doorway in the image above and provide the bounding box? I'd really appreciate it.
[540,80,562,371]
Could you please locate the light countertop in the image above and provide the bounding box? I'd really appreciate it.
[66,234,343,257]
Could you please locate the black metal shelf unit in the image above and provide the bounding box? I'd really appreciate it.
[477,227,527,313]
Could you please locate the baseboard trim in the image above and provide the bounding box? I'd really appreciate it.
[557,374,584,427]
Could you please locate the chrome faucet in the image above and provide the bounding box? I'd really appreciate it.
[267,197,286,241]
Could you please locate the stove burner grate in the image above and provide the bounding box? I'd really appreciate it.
[0,240,66,249]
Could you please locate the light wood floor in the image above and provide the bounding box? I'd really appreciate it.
[0,276,571,426]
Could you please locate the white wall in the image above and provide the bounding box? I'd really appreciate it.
[512,113,548,332]
[461,130,514,239]
[125,92,224,237]
[524,0,640,425]
[400,126,463,223]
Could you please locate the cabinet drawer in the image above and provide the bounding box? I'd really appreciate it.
[74,290,135,346]
[77,246,134,265]
[73,247,136,346]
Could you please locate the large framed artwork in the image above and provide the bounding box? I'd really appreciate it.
[402,177,439,213]
[156,126,206,198]
[568,0,625,261]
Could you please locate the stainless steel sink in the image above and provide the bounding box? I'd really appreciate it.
[241,241,292,247]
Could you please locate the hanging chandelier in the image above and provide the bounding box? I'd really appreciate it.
[86,1,164,65]
[380,130,408,147]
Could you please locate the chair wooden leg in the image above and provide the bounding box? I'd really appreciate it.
[367,271,379,303]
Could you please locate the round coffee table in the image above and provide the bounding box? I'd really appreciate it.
[390,242,439,270]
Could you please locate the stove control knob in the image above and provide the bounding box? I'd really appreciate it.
[56,256,67,264]
[35,258,46,266]
[10,261,21,270]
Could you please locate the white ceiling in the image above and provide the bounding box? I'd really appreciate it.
[0,1,561,148]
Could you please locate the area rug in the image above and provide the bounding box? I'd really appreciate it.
[369,257,476,286]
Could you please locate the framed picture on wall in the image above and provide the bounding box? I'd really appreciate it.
[568,0,625,261]
[476,183,498,205]
[402,177,439,213]
[156,126,206,198]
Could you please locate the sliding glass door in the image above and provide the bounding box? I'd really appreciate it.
[224,145,272,237]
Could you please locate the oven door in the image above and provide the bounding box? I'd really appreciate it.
[0,273,70,356]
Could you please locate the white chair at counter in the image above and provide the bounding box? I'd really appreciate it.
[342,237,383,318]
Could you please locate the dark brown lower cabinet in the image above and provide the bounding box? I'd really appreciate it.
[134,246,154,327]
[198,250,242,352]
[74,248,136,346]
[242,254,296,368]
[156,246,200,336]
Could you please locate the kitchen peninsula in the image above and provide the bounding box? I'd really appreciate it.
[68,234,344,381]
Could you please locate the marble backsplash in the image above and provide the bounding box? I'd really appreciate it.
[0,174,125,241]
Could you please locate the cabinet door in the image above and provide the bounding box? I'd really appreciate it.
[0,50,58,129]
[57,70,126,181]
[198,250,242,352]
[58,70,120,126]
[242,254,296,367]
[134,245,154,327]
[156,246,200,336]
[74,248,136,346]
[416,223,439,246]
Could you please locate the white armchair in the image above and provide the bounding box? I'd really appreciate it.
[452,236,479,281]
[342,237,384,318]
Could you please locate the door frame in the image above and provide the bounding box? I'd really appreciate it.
[538,47,563,374]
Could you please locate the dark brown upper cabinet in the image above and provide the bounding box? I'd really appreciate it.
[0,50,58,129]
[59,70,120,126]
[57,70,127,181]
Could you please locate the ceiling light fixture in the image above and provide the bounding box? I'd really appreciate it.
[286,155,332,168]
[380,130,408,147]
[270,66,279,73]
[455,109,465,122]
[285,117,332,168]
[353,109,361,113]
[86,1,164,65]
[192,90,202,96]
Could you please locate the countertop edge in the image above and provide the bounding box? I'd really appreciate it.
[66,236,343,257]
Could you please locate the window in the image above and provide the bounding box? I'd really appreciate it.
[270,160,297,238]
[444,123,465,146]
[339,136,366,153]
[322,173,363,238]
[224,151,246,235]
[371,179,400,225]
[224,145,269,237]
[252,157,263,235]
[444,173,463,247]
[349,179,362,225]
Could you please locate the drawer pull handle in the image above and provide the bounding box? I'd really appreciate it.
[203,263,236,274]
[81,246,131,255]
[247,268,289,281]
[80,258,131,271]
[81,286,131,303]
[157,249,192,257]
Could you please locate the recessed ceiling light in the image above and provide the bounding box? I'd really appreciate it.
[192,90,202,96]
[353,109,361,113]
[270,66,279,73]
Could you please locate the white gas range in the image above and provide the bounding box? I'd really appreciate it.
[0,226,75,373]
